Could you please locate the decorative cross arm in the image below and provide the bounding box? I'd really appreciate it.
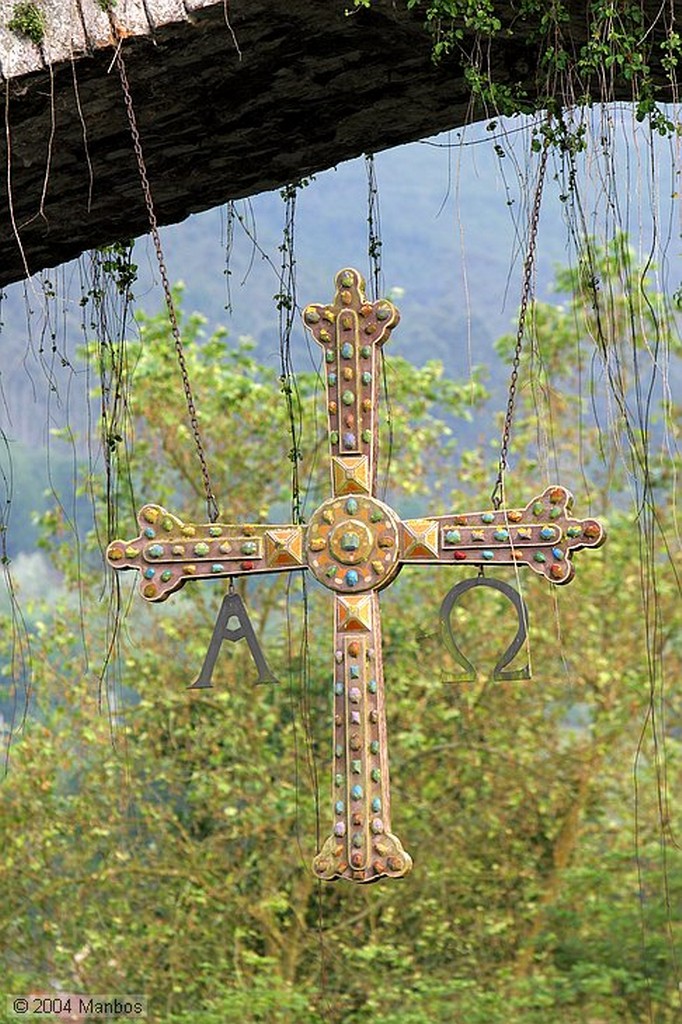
[106,504,305,602]
[398,485,604,584]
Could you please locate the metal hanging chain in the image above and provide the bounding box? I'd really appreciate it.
[115,47,220,523]
[491,129,551,511]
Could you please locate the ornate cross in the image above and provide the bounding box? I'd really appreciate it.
[106,268,605,884]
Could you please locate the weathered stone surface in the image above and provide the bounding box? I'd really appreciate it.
[0,0,674,287]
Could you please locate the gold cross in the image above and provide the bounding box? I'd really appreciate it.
[107,269,605,884]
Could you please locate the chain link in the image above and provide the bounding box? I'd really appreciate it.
[115,48,220,523]
[491,132,550,510]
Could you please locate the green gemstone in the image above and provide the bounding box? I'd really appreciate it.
[161,570,172,582]
[481,512,495,524]
[534,551,547,563]
[326,565,338,578]
[370,740,379,754]
[371,768,381,783]
[194,542,210,556]
[567,526,581,538]
[330,431,339,445]
[362,429,372,443]
[342,390,355,406]
[325,350,335,363]
[533,502,544,516]
[549,507,561,519]
[162,517,174,532]
[370,510,383,523]
[361,345,371,358]
[445,529,461,544]
[345,498,359,514]
[340,271,354,287]
[376,305,391,321]
[241,541,257,555]
[209,526,222,536]
[335,774,343,787]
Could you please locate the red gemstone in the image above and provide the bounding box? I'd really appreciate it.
[454,550,467,561]
[241,560,255,570]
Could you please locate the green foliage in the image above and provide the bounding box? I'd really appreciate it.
[8,1,45,45]
[0,259,680,1020]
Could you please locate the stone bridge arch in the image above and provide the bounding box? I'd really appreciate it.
[0,0,673,286]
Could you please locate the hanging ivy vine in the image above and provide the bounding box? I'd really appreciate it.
[353,0,679,134]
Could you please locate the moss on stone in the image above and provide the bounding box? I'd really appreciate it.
[8,2,45,46]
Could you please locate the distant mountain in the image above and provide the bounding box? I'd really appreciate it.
[0,118,677,556]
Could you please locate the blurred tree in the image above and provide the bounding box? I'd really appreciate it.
[0,251,679,1022]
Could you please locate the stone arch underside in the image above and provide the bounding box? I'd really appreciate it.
[0,0,673,288]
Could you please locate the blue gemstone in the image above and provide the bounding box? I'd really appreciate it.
[143,568,155,579]
[335,682,344,695]
[368,679,377,694]
[481,512,495,524]
[335,800,345,814]
[345,569,359,587]
[343,432,356,449]
[351,759,362,774]
[552,547,565,560]
[371,797,382,812]
[341,342,354,359]
[494,529,509,541]
[211,563,224,573]
[144,527,155,538]
[351,784,363,800]
[328,373,337,386]
[350,666,360,679]
[148,544,164,558]
[345,498,359,514]
[482,550,495,560]
[445,529,460,544]
[540,527,555,540]
[361,371,372,384]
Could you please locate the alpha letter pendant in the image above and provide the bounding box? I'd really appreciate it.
[188,592,278,689]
